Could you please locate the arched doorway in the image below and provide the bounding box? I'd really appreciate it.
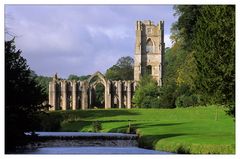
[90,83,105,109]
[146,65,152,75]
[87,71,110,109]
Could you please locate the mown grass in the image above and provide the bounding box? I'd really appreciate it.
[46,106,235,154]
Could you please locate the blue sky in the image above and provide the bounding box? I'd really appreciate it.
[5,5,177,78]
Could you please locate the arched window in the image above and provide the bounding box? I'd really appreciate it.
[146,39,153,53]
[146,65,152,75]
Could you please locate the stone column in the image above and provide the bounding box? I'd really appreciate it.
[53,81,57,110]
[105,81,111,109]
[89,86,92,107]
[61,81,67,110]
[72,81,77,110]
[81,82,88,110]
[127,81,132,109]
[104,84,108,109]
[49,82,52,107]
[133,81,137,92]
[118,81,122,109]
[49,82,57,111]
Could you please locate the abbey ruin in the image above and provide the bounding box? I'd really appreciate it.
[48,20,164,110]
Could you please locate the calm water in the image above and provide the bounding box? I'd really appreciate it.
[18,132,172,154]
[34,132,138,137]
[21,146,172,154]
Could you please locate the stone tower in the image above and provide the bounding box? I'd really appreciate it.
[134,20,164,86]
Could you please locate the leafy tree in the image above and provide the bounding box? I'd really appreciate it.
[158,82,177,108]
[172,5,202,50]
[176,51,197,91]
[68,74,91,81]
[68,74,81,81]
[105,56,134,80]
[5,39,49,152]
[160,42,195,108]
[172,5,235,117]
[193,5,235,106]
[132,75,161,108]
[35,75,52,99]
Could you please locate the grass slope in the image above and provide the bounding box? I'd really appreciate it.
[48,106,235,154]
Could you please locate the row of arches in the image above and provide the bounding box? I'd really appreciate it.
[49,72,136,110]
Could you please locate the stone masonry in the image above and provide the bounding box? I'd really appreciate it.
[134,20,164,86]
[49,20,164,110]
[49,72,136,110]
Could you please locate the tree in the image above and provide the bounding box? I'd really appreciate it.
[193,5,235,105]
[132,75,161,108]
[105,56,134,80]
[172,5,235,117]
[35,75,52,99]
[68,74,81,81]
[172,5,202,50]
[5,39,49,152]
[68,74,91,81]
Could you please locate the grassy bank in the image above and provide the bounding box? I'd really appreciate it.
[42,106,235,154]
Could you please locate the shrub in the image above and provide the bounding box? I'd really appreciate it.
[92,121,102,132]
[175,94,198,107]
[158,83,177,108]
[133,75,160,108]
[38,112,63,131]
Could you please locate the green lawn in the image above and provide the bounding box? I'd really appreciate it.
[48,106,235,154]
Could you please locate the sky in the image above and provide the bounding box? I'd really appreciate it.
[5,5,177,78]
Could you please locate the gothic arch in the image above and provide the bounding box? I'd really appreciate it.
[87,71,110,109]
[87,71,107,87]
[146,38,155,53]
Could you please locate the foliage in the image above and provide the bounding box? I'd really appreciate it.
[175,94,199,108]
[176,52,197,90]
[132,75,161,108]
[5,39,49,151]
[158,82,177,108]
[170,5,235,117]
[92,121,102,132]
[160,42,197,108]
[68,74,91,81]
[68,74,80,81]
[172,5,201,49]
[92,84,105,108]
[193,5,235,106]
[46,107,235,154]
[105,56,134,80]
[225,104,235,119]
[37,112,63,131]
[35,75,52,98]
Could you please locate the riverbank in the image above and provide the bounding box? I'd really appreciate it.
[39,106,235,154]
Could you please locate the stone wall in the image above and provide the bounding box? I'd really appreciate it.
[134,20,164,86]
[49,20,164,110]
[49,72,136,110]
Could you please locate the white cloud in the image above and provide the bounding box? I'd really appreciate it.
[164,34,173,48]
[87,26,131,40]
[5,5,176,78]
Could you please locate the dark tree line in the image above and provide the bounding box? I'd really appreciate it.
[165,5,235,116]
[5,39,49,152]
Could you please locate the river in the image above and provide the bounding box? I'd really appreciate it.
[15,132,172,154]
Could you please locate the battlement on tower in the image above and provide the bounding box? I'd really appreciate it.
[134,20,165,86]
